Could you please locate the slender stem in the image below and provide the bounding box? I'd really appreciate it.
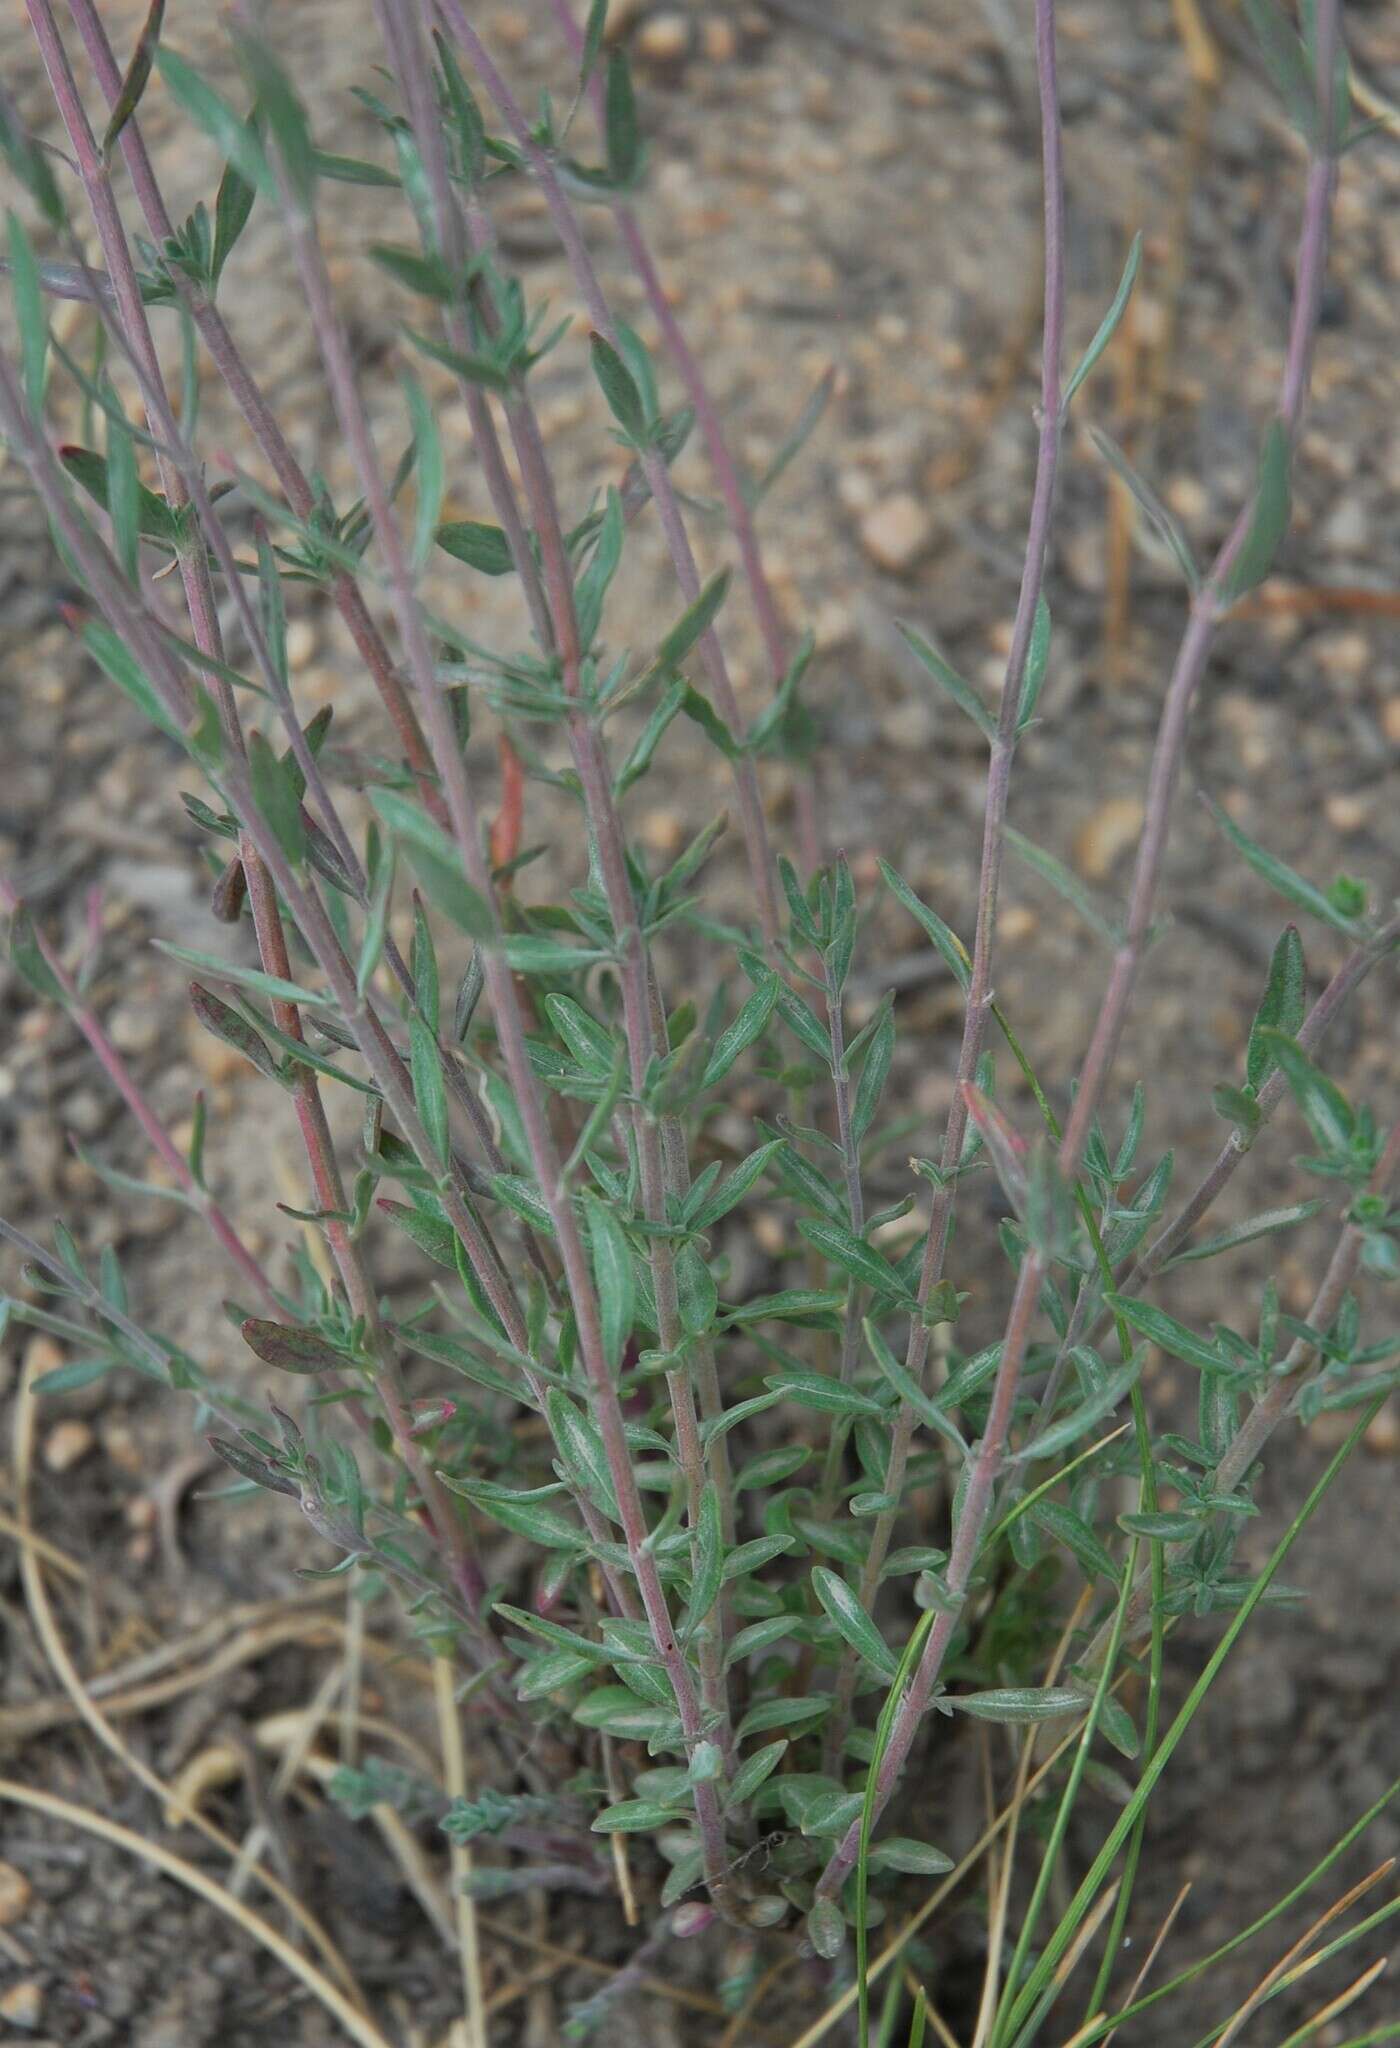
[433,0,782,952]
[26,0,505,1619]
[386,0,737,1763]
[228,12,733,1894]
[816,0,1343,1899]
[548,0,823,870]
[823,0,1068,1760]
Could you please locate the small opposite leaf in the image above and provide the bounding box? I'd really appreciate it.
[1063,231,1143,409]
[811,1566,898,1679]
[1245,925,1306,1091]
[1222,417,1292,602]
[896,622,997,743]
[241,1317,347,1375]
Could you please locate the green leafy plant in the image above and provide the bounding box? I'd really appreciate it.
[2,0,1397,2042]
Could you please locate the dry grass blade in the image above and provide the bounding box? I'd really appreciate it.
[0,1605,431,1747]
[1097,1879,1191,2045]
[790,1723,1085,2047]
[973,1589,1093,2047]
[1215,1861,1396,2048]
[1276,1956,1389,2047]
[0,1777,395,2048]
[11,1352,367,2007]
[435,1655,488,2048]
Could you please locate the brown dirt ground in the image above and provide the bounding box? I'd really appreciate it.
[4,0,1400,2041]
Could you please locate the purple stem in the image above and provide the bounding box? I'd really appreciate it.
[27,0,503,1618]
[817,0,1343,1901]
[233,0,733,1894]
[433,0,782,951]
[823,0,1069,1755]
[547,0,823,871]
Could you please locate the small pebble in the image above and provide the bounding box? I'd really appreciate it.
[107,1003,159,1056]
[285,618,318,672]
[1365,1404,1400,1455]
[702,17,737,61]
[21,1335,62,1393]
[1382,696,1400,746]
[1324,791,1368,835]
[859,493,933,576]
[641,808,685,855]
[44,1420,95,1474]
[0,1861,33,1927]
[1074,796,1144,881]
[638,12,691,63]
[489,7,530,46]
[0,1981,43,2031]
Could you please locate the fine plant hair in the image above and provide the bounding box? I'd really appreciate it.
[2,1,1397,2041]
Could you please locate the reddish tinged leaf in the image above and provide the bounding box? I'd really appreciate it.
[240,1317,347,1375]
[101,0,166,164]
[490,732,525,877]
[961,1082,1029,1216]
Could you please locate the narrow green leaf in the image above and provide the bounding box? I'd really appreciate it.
[1246,924,1306,1090]
[1201,827,1363,934]
[797,1217,912,1302]
[7,211,47,417]
[232,30,316,207]
[546,1388,619,1521]
[211,157,256,286]
[1223,417,1292,601]
[102,0,165,163]
[1018,595,1052,729]
[1257,1029,1356,1158]
[435,518,514,574]
[655,569,731,675]
[402,370,442,573]
[578,0,609,87]
[727,1739,788,1805]
[410,1013,448,1167]
[1029,1501,1117,1582]
[1088,426,1201,592]
[402,322,510,391]
[1164,1198,1324,1270]
[592,1799,686,1833]
[763,1369,884,1417]
[154,49,271,195]
[369,789,494,939]
[582,1191,635,1370]
[876,860,971,991]
[684,1483,724,1634]
[154,940,333,1009]
[851,998,895,1146]
[248,728,306,867]
[1242,0,1321,140]
[864,1320,967,1457]
[811,1566,898,1680]
[952,1687,1088,1724]
[702,973,779,1088]
[8,907,66,1006]
[896,621,997,743]
[1063,231,1143,409]
[688,1139,785,1230]
[604,49,640,186]
[1016,1356,1142,1463]
[1006,825,1121,944]
[1107,1295,1231,1376]
[590,331,647,443]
